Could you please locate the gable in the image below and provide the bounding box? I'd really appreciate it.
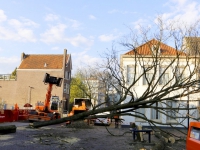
[18,54,69,69]
[124,39,185,56]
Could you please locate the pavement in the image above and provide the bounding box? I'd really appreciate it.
[0,121,30,127]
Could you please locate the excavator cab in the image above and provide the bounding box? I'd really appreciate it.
[50,96,60,110]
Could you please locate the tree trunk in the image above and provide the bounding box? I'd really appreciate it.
[0,125,16,134]
[153,132,167,150]
[160,131,175,144]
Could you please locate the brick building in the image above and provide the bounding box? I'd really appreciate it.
[0,49,72,114]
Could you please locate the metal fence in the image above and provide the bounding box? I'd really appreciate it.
[0,74,16,81]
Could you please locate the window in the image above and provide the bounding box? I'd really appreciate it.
[127,65,138,85]
[166,101,177,121]
[190,127,200,140]
[65,71,70,80]
[159,66,169,85]
[175,67,186,83]
[66,84,70,94]
[64,83,70,94]
[151,102,161,120]
[143,66,154,85]
[135,108,145,121]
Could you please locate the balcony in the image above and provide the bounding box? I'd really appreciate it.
[0,74,16,81]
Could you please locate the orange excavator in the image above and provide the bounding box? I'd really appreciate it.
[28,73,63,122]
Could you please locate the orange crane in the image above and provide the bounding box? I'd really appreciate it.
[28,73,63,122]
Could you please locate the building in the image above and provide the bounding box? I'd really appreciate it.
[84,77,105,108]
[183,37,200,56]
[120,39,200,128]
[0,49,72,114]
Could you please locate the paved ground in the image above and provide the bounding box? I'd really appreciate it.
[0,121,187,150]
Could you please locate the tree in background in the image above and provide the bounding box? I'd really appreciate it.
[69,73,88,111]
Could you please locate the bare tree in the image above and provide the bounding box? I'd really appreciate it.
[73,67,119,109]
[32,17,200,135]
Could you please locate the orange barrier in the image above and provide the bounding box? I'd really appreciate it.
[187,122,200,150]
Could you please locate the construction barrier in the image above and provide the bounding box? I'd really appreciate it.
[0,109,29,123]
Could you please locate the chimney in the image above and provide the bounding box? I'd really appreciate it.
[63,49,67,68]
[44,63,47,67]
[21,52,25,61]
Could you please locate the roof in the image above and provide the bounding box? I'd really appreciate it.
[184,37,200,55]
[124,39,185,56]
[18,54,69,69]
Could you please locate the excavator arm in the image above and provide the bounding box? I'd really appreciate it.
[43,73,63,112]
[28,73,63,122]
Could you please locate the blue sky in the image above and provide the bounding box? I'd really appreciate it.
[0,0,200,74]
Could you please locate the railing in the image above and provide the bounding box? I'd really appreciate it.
[0,74,16,81]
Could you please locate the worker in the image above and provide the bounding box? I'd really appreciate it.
[114,115,120,128]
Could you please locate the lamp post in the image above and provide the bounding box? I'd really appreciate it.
[28,86,34,104]
[187,86,189,129]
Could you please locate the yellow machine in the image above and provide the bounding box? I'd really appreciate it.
[66,98,91,124]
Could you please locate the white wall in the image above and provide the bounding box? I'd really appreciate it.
[120,55,199,127]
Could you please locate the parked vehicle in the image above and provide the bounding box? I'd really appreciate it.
[94,112,111,126]
[186,122,200,150]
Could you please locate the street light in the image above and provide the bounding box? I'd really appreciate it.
[187,86,189,129]
[186,85,199,129]
[28,86,34,104]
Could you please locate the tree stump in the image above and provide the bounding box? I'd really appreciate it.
[0,125,16,134]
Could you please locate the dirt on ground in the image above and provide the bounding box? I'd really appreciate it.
[0,121,187,150]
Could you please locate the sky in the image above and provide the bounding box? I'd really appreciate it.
[0,0,200,74]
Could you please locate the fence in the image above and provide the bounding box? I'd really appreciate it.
[0,74,16,81]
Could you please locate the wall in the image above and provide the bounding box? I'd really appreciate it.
[120,55,199,127]
[0,69,64,109]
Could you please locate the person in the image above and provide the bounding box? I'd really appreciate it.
[114,115,120,128]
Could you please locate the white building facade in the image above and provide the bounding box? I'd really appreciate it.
[120,39,200,128]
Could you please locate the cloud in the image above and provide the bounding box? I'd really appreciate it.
[64,18,81,29]
[0,11,38,42]
[89,15,96,20]
[162,0,200,26]
[0,25,36,42]
[66,34,94,47]
[0,56,20,74]
[40,24,93,48]
[131,19,150,31]
[0,9,7,22]
[40,23,67,43]
[45,14,59,21]
[98,34,119,42]
[20,17,39,28]
[72,51,102,71]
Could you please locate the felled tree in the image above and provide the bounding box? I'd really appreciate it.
[32,17,200,134]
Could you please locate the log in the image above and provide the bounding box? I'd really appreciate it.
[160,131,176,144]
[153,132,167,150]
[0,125,16,134]
[154,132,168,143]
